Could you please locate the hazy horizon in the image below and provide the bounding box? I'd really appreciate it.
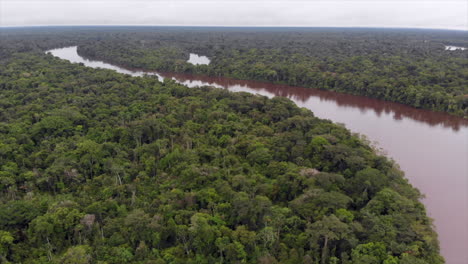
[1,25,466,32]
[1,0,466,31]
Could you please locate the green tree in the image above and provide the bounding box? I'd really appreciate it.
[307,215,350,264]
[59,245,92,264]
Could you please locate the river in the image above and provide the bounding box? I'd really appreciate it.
[47,46,468,264]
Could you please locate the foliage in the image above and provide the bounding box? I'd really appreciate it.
[0,30,445,263]
[76,28,468,117]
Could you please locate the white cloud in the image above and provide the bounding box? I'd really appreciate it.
[1,0,466,30]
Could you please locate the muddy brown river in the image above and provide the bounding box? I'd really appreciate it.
[48,46,468,264]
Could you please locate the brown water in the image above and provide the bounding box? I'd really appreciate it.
[48,46,468,264]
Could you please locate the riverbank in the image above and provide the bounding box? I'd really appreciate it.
[76,31,468,118]
[49,46,468,263]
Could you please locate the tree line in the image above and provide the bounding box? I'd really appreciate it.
[74,27,468,117]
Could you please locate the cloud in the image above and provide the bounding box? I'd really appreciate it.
[1,0,466,30]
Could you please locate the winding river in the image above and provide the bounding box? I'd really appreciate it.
[47,46,468,264]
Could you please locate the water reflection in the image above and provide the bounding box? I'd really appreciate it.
[159,72,468,131]
[187,53,210,65]
[445,45,467,51]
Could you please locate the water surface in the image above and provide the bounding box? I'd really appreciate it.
[187,53,210,65]
[48,46,468,264]
[445,45,467,51]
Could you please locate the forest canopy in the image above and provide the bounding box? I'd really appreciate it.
[73,27,468,117]
[1,27,467,117]
[0,27,448,263]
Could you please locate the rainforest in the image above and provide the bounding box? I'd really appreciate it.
[0,26,465,264]
[75,27,468,117]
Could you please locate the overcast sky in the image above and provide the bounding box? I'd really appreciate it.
[1,0,467,30]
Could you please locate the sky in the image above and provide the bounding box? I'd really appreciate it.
[1,0,467,30]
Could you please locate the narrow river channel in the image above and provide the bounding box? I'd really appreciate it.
[47,46,468,264]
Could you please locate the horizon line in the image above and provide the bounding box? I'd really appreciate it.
[1,24,466,32]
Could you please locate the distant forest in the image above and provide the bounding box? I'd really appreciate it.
[0,27,456,263]
[2,27,467,116]
[1,27,467,117]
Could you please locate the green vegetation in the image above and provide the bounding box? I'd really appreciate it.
[0,46,443,263]
[75,28,468,117]
[1,27,466,116]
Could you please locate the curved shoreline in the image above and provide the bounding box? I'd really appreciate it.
[55,46,467,130]
[76,44,468,119]
[47,46,468,263]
